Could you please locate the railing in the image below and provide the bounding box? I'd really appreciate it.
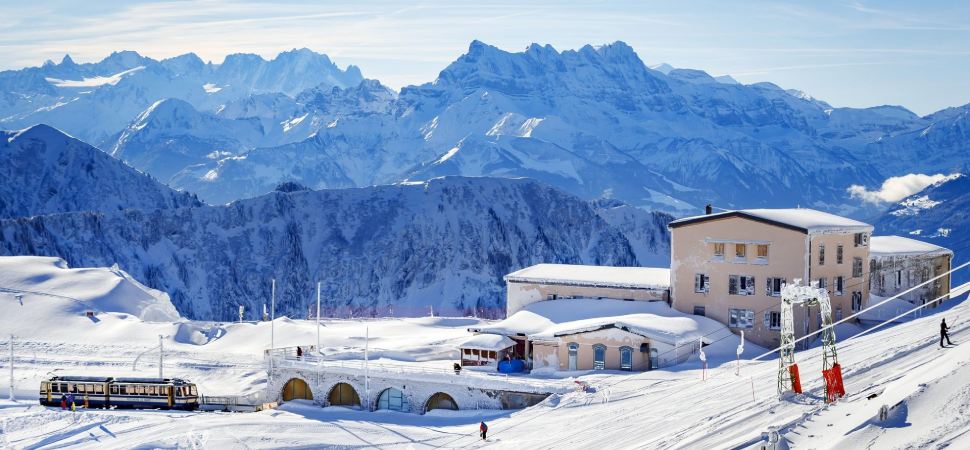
[265,348,572,394]
[200,392,265,408]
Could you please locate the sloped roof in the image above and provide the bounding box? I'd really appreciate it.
[468,298,723,346]
[504,264,670,290]
[870,235,952,257]
[458,334,516,351]
[669,208,873,234]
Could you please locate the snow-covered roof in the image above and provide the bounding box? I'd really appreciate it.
[870,235,952,257]
[469,298,723,345]
[457,333,516,351]
[670,208,873,234]
[504,264,670,290]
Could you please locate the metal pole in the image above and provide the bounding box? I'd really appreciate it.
[158,335,163,379]
[365,325,369,410]
[316,281,321,353]
[271,278,276,350]
[8,334,14,401]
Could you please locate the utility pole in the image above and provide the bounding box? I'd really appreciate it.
[316,281,321,353]
[270,278,276,376]
[158,335,164,379]
[8,334,14,401]
[364,325,370,410]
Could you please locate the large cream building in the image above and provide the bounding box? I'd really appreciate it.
[668,208,873,349]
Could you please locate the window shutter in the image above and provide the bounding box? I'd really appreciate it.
[695,274,701,292]
[746,276,756,295]
[746,310,754,327]
[764,311,770,327]
[729,276,738,294]
[766,278,772,296]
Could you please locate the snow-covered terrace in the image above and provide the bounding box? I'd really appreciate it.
[503,264,670,290]
[469,298,725,345]
[870,235,953,257]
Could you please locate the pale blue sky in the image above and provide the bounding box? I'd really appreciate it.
[2,0,968,115]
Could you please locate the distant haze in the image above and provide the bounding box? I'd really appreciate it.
[2,0,969,115]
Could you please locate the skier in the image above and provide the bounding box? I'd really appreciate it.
[60,393,67,410]
[941,318,954,347]
[479,420,488,440]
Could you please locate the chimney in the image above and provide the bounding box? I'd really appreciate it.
[705,204,713,215]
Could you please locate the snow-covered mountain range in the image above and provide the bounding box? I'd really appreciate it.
[4,42,967,214]
[873,174,969,283]
[0,176,670,320]
[0,124,199,218]
[0,48,363,146]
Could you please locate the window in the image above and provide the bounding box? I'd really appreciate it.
[593,344,606,370]
[377,388,407,412]
[766,277,785,297]
[818,244,825,265]
[854,232,869,247]
[619,346,633,371]
[835,276,844,295]
[896,270,903,288]
[836,245,844,264]
[729,275,755,295]
[547,294,559,300]
[95,385,104,394]
[756,244,769,263]
[729,308,754,328]
[190,386,197,396]
[817,277,827,290]
[852,292,863,311]
[41,382,48,394]
[693,306,706,316]
[735,243,747,260]
[713,242,725,259]
[694,274,709,293]
[649,348,659,370]
[853,257,863,277]
[51,383,59,393]
[764,311,781,330]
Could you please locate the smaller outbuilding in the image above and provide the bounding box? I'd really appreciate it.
[457,334,516,367]
[869,235,952,306]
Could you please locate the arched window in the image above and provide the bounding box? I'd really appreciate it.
[649,348,659,370]
[327,383,361,407]
[567,343,579,371]
[619,346,633,371]
[425,392,458,412]
[376,388,407,412]
[593,344,606,370]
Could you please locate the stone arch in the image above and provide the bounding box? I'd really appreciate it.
[424,392,459,412]
[327,382,361,407]
[374,387,409,412]
[281,378,313,401]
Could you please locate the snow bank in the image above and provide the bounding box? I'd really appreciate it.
[0,256,180,321]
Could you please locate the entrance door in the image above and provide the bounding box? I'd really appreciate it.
[568,343,578,371]
[282,378,313,401]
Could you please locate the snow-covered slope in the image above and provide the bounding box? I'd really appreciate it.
[0,49,363,145]
[0,255,180,321]
[0,124,200,218]
[873,173,970,283]
[0,177,667,320]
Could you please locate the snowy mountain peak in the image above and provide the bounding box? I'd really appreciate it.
[60,54,76,66]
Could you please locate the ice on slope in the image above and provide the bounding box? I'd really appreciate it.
[0,255,180,321]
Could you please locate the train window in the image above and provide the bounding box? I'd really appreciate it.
[85,384,92,393]
[110,385,118,395]
[68,383,75,393]
[138,385,146,395]
[190,386,197,396]
[51,383,58,393]
[41,382,48,393]
[150,386,158,396]
[95,385,104,394]
[60,383,68,392]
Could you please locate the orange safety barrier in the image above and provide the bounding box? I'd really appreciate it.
[823,363,846,402]
[789,364,802,394]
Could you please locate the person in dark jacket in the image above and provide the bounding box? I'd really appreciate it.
[480,421,488,440]
[296,346,303,358]
[453,363,462,374]
[941,318,954,347]
[60,394,67,410]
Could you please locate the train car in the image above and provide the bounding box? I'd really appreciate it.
[39,376,199,410]
[40,376,111,408]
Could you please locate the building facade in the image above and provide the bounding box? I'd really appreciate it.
[869,235,952,306]
[669,208,873,349]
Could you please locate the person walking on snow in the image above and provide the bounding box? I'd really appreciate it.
[480,420,488,440]
[60,394,67,410]
[941,318,954,347]
[296,346,303,358]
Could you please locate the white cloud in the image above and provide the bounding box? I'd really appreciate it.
[848,173,958,203]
